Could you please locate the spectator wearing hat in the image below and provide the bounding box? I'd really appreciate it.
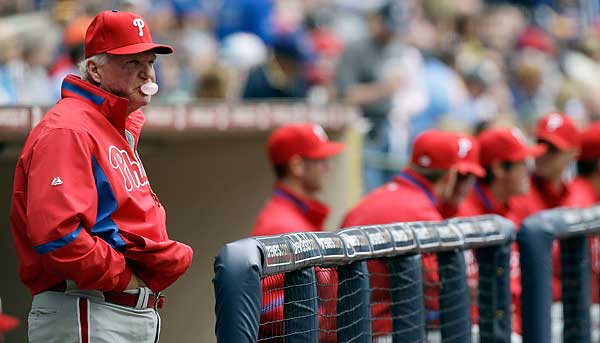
[242,31,313,99]
[342,130,484,340]
[9,10,193,342]
[567,122,600,308]
[458,127,546,336]
[335,0,422,192]
[250,122,344,342]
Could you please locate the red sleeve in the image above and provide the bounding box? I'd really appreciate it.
[27,129,132,291]
[121,234,193,292]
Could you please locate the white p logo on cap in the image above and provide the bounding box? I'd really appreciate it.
[312,125,328,142]
[457,137,472,158]
[546,113,563,131]
[133,18,145,37]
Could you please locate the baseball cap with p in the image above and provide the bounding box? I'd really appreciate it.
[268,123,344,165]
[411,130,485,177]
[535,112,580,151]
[478,128,546,166]
[84,10,173,59]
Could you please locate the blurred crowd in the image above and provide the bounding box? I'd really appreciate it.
[2,0,600,171]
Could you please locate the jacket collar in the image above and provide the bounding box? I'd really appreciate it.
[394,168,439,206]
[61,74,130,133]
[273,184,330,229]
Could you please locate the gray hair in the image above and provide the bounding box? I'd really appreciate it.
[78,53,108,81]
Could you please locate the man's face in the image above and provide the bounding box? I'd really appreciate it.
[300,158,331,195]
[534,141,575,180]
[504,160,531,196]
[95,51,157,113]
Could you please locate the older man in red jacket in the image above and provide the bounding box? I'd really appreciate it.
[250,122,344,342]
[342,129,484,340]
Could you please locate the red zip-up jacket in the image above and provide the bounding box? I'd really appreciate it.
[9,75,193,295]
[342,169,444,336]
[250,184,335,342]
[564,176,599,304]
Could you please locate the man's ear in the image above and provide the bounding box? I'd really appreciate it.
[287,155,304,178]
[87,60,102,84]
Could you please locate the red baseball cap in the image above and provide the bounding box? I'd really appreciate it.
[84,10,173,59]
[478,128,546,166]
[579,122,600,161]
[411,130,485,177]
[535,112,580,151]
[267,123,344,165]
[0,313,18,333]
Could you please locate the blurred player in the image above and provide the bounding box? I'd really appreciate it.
[567,122,600,341]
[250,122,344,342]
[342,130,484,342]
[458,127,545,337]
[510,112,580,340]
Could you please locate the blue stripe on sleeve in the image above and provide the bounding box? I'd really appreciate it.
[34,225,83,255]
[91,157,127,252]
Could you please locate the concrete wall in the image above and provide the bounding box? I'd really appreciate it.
[0,128,360,342]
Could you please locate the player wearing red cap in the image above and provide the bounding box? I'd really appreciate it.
[508,113,580,338]
[250,122,344,342]
[567,122,600,309]
[10,10,193,342]
[458,127,546,336]
[342,130,484,340]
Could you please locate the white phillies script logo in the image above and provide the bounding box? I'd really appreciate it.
[133,18,145,37]
[109,145,149,191]
[457,137,472,158]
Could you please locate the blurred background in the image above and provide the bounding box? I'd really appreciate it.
[1,0,600,341]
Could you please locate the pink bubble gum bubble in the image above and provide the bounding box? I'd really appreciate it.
[140,82,159,96]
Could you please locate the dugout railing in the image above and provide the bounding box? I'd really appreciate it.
[518,206,600,343]
[213,214,516,343]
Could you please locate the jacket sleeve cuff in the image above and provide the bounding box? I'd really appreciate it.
[114,266,133,292]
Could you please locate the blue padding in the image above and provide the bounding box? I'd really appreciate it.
[560,237,591,343]
[33,225,83,255]
[91,157,126,252]
[337,261,371,343]
[389,254,426,342]
[283,267,319,342]
[518,214,555,343]
[476,242,512,343]
[213,238,263,343]
[438,250,471,343]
